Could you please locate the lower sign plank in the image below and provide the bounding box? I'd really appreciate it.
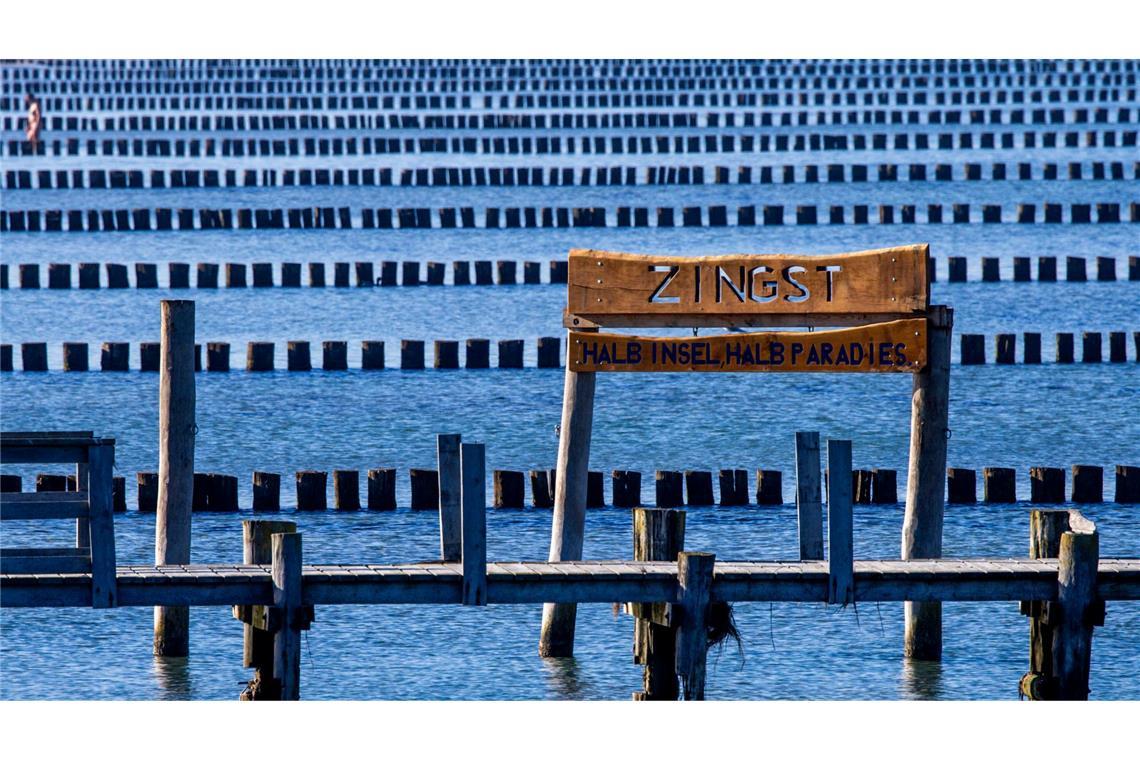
[569,318,927,373]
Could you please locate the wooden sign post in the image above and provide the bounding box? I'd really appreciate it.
[539,245,951,661]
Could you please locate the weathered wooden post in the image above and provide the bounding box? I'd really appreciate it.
[437,433,462,561]
[828,440,854,605]
[271,532,304,700]
[1020,510,1102,700]
[1054,513,1100,699]
[238,519,295,700]
[676,551,715,700]
[460,442,487,606]
[155,299,195,657]
[632,508,685,700]
[903,304,952,660]
[539,334,596,657]
[795,431,824,560]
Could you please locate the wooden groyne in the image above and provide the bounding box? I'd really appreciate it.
[3,256,1137,291]
[4,159,1139,191]
[0,259,569,289]
[3,201,1138,233]
[5,103,1139,134]
[5,461,1138,513]
[5,126,1138,159]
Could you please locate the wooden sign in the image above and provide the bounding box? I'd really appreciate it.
[565,245,929,328]
[568,318,927,373]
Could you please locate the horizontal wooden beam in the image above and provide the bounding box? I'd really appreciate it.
[1,492,90,521]
[2,559,1139,608]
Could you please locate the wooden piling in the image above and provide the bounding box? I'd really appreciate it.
[655,470,684,508]
[322,341,348,371]
[460,443,487,606]
[63,342,89,372]
[247,342,275,371]
[983,467,1017,503]
[286,341,311,371]
[409,469,439,510]
[252,472,281,512]
[540,356,597,657]
[795,432,823,560]
[333,470,360,510]
[530,470,554,508]
[676,552,715,700]
[852,470,873,504]
[903,304,952,660]
[1070,465,1103,503]
[1030,467,1066,503]
[1053,515,1099,699]
[684,470,714,505]
[155,299,195,657]
[827,440,854,606]
[137,472,158,512]
[871,468,898,504]
[238,519,296,700]
[1056,333,1075,363]
[632,508,685,700]
[493,470,525,508]
[1114,465,1140,503]
[437,434,462,561]
[361,341,385,370]
[946,468,977,503]
[755,469,783,505]
[367,468,397,510]
[295,470,327,510]
[612,470,642,508]
[271,532,304,700]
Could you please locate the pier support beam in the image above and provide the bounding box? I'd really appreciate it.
[154,300,195,657]
[540,337,597,657]
[902,305,952,660]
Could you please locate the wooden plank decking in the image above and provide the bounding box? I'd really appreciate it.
[3,558,1139,609]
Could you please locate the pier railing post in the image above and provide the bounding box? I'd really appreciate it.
[540,344,597,657]
[632,508,685,700]
[437,433,462,562]
[237,519,296,701]
[154,299,195,657]
[902,304,952,660]
[675,551,715,701]
[795,431,823,561]
[271,532,304,701]
[460,442,487,606]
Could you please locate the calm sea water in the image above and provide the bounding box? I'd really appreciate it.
[2,103,1138,700]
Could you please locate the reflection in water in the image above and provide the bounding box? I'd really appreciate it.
[542,657,587,700]
[900,659,944,700]
[152,656,193,700]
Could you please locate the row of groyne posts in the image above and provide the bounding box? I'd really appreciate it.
[2,298,1138,700]
[5,124,1140,157]
[4,460,1139,513]
[4,255,1139,289]
[4,201,1139,233]
[7,103,1140,133]
[5,159,1140,190]
[4,331,1140,373]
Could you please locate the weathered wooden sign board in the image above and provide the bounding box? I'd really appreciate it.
[565,244,929,329]
[569,318,927,373]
